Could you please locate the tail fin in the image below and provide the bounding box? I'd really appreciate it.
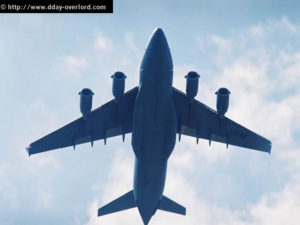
[98,190,137,217]
[158,195,186,215]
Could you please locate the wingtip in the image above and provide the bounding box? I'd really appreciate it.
[26,146,31,157]
[269,141,272,155]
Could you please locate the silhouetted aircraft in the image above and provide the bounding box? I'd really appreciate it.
[27,28,271,225]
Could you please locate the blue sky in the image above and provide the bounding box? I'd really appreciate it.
[1,1,300,224]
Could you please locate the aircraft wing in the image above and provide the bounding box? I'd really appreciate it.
[173,88,272,153]
[26,87,138,156]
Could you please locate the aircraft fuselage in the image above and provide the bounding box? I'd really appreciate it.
[131,28,177,223]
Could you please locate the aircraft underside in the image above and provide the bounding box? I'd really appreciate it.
[27,28,272,225]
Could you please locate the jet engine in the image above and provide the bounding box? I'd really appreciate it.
[215,87,230,118]
[185,71,200,99]
[111,72,127,101]
[79,88,94,120]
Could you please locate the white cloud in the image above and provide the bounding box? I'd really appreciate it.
[211,35,231,51]
[0,162,19,210]
[35,188,53,209]
[249,180,300,225]
[250,25,264,38]
[249,17,297,38]
[62,56,87,79]
[124,33,139,54]
[278,51,300,90]
[0,178,19,211]
[94,32,113,53]
[277,17,297,34]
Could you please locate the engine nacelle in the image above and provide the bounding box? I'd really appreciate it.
[111,72,127,101]
[185,71,200,99]
[215,87,230,117]
[79,88,94,120]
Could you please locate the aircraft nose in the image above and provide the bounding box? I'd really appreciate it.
[141,28,172,69]
[147,28,168,50]
[152,28,165,40]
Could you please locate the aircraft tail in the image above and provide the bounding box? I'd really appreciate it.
[158,195,186,215]
[98,190,137,216]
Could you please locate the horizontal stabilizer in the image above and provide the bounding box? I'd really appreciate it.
[98,190,137,217]
[158,195,186,215]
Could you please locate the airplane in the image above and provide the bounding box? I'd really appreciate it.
[26,28,272,225]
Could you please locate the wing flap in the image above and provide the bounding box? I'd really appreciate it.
[27,87,138,155]
[173,88,271,153]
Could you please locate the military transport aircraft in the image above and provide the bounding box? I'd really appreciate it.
[27,28,272,225]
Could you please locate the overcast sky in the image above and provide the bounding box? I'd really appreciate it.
[0,0,300,224]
